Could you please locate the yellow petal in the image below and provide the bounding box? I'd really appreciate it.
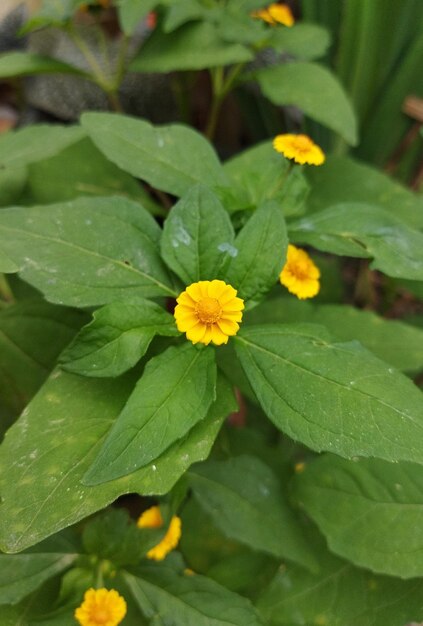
[186,322,207,344]
[221,311,243,322]
[219,285,238,304]
[210,325,229,345]
[217,318,239,336]
[185,283,203,302]
[207,279,228,298]
[177,291,196,307]
[223,297,244,311]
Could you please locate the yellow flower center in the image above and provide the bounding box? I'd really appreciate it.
[195,297,222,324]
[292,135,313,152]
[289,258,311,280]
[91,609,110,625]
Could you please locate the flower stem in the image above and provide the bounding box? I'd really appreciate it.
[205,63,245,140]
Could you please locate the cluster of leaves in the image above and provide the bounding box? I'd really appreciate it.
[0,1,423,625]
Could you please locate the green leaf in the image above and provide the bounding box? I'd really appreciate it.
[81,112,227,197]
[256,61,357,144]
[225,202,287,303]
[0,251,19,274]
[0,124,85,169]
[235,324,423,464]
[0,300,85,414]
[123,564,263,626]
[290,202,423,280]
[306,155,423,229]
[245,299,423,373]
[20,0,85,31]
[130,21,253,73]
[295,454,423,578]
[161,185,235,284]
[0,371,235,552]
[0,551,76,605]
[84,343,217,484]
[0,166,27,208]
[217,9,267,45]
[24,138,159,212]
[269,23,331,60]
[117,0,158,35]
[257,535,423,626]
[0,52,88,79]
[60,299,177,377]
[0,577,62,625]
[163,0,208,33]
[188,455,316,570]
[0,197,176,306]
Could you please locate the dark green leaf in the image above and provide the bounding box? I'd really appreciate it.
[124,563,263,626]
[60,299,177,377]
[269,23,331,60]
[0,551,76,604]
[256,61,357,144]
[306,155,423,229]
[0,166,27,208]
[130,21,253,73]
[81,112,227,197]
[0,300,85,414]
[0,371,235,552]
[24,138,159,213]
[189,455,316,569]
[0,197,176,306]
[161,185,235,284]
[290,202,423,280]
[225,202,287,303]
[0,52,88,78]
[257,535,423,626]
[295,454,423,578]
[235,324,423,464]
[245,299,423,373]
[84,343,217,484]
[0,124,85,169]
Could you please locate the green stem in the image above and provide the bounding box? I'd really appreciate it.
[94,561,104,589]
[205,63,245,140]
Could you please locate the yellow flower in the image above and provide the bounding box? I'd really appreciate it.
[137,506,182,561]
[273,134,325,165]
[280,244,320,299]
[252,3,294,26]
[74,588,126,626]
[174,280,244,346]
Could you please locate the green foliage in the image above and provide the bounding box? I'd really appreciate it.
[295,454,423,578]
[0,52,87,78]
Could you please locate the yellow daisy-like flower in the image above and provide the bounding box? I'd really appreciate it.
[174,280,244,346]
[280,244,320,299]
[137,506,182,561]
[74,588,126,626]
[273,134,325,166]
[252,3,294,27]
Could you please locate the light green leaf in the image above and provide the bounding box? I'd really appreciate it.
[245,299,423,373]
[290,202,423,280]
[161,185,235,284]
[217,9,267,45]
[269,23,331,60]
[0,124,85,169]
[117,0,158,35]
[235,324,423,464]
[130,21,253,73]
[84,343,217,484]
[0,551,76,605]
[306,155,423,229]
[124,564,263,626]
[295,454,423,578]
[0,300,85,414]
[0,252,19,274]
[256,61,357,144]
[225,202,287,303]
[163,0,207,33]
[25,138,160,213]
[0,52,87,79]
[257,536,423,626]
[189,455,316,570]
[0,197,176,306]
[0,371,235,552]
[20,0,85,31]
[60,299,177,377]
[81,112,227,197]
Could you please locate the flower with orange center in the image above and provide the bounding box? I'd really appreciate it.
[280,244,320,299]
[252,3,294,27]
[174,280,244,346]
[74,588,126,626]
[273,134,325,165]
[137,506,182,561]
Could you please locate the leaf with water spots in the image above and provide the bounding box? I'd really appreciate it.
[0,196,176,307]
[0,370,235,552]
